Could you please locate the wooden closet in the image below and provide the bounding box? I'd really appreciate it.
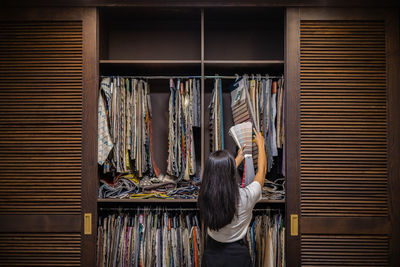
[0,2,399,267]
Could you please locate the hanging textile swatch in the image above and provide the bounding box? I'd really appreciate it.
[209,77,224,152]
[167,78,199,181]
[97,77,160,178]
[247,211,285,267]
[97,208,201,267]
[229,75,285,199]
[98,77,114,165]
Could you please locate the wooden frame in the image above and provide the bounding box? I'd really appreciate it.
[285,7,301,267]
[81,7,99,267]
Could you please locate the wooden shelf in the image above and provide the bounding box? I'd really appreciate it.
[204,60,284,64]
[100,59,201,64]
[97,198,285,204]
[98,198,197,203]
[258,199,285,204]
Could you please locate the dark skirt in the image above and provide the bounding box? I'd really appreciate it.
[201,235,252,267]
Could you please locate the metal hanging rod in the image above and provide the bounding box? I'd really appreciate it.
[99,207,283,212]
[100,75,283,80]
[99,207,199,211]
[253,208,283,212]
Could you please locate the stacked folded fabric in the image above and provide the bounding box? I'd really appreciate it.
[98,173,200,200]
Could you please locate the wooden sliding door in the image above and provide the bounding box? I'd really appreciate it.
[286,7,399,266]
[0,8,98,266]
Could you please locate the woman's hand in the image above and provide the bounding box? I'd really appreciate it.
[254,128,265,148]
[235,144,246,167]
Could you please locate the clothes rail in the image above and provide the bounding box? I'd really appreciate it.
[99,207,199,211]
[100,75,283,79]
[99,207,282,212]
[253,208,283,211]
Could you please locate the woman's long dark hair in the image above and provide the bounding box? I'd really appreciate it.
[198,150,240,231]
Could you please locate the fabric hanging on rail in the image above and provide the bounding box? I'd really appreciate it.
[97,208,201,267]
[167,78,199,181]
[229,75,285,199]
[98,77,114,165]
[247,211,285,267]
[230,76,256,185]
[98,76,201,200]
[209,77,224,152]
[97,77,160,178]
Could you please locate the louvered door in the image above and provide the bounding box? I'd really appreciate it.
[0,8,98,266]
[286,8,400,267]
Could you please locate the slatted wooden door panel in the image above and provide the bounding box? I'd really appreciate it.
[286,8,400,267]
[0,8,98,266]
[300,20,388,219]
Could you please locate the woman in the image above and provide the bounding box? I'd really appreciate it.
[198,129,267,267]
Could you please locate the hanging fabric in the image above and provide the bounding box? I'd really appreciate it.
[209,77,224,152]
[229,74,285,198]
[97,77,160,178]
[246,211,285,267]
[98,77,114,165]
[97,208,201,267]
[167,78,198,181]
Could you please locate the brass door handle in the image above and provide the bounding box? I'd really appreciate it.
[290,214,298,236]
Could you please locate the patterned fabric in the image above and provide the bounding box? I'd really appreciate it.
[167,78,199,181]
[98,78,114,165]
[229,75,285,185]
[209,78,224,152]
[98,77,162,180]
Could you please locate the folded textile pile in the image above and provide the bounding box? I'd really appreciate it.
[99,173,200,200]
[262,178,285,200]
[166,185,200,199]
[98,176,139,199]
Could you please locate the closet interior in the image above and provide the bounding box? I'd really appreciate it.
[97,6,286,266]
[0,2,398,267]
